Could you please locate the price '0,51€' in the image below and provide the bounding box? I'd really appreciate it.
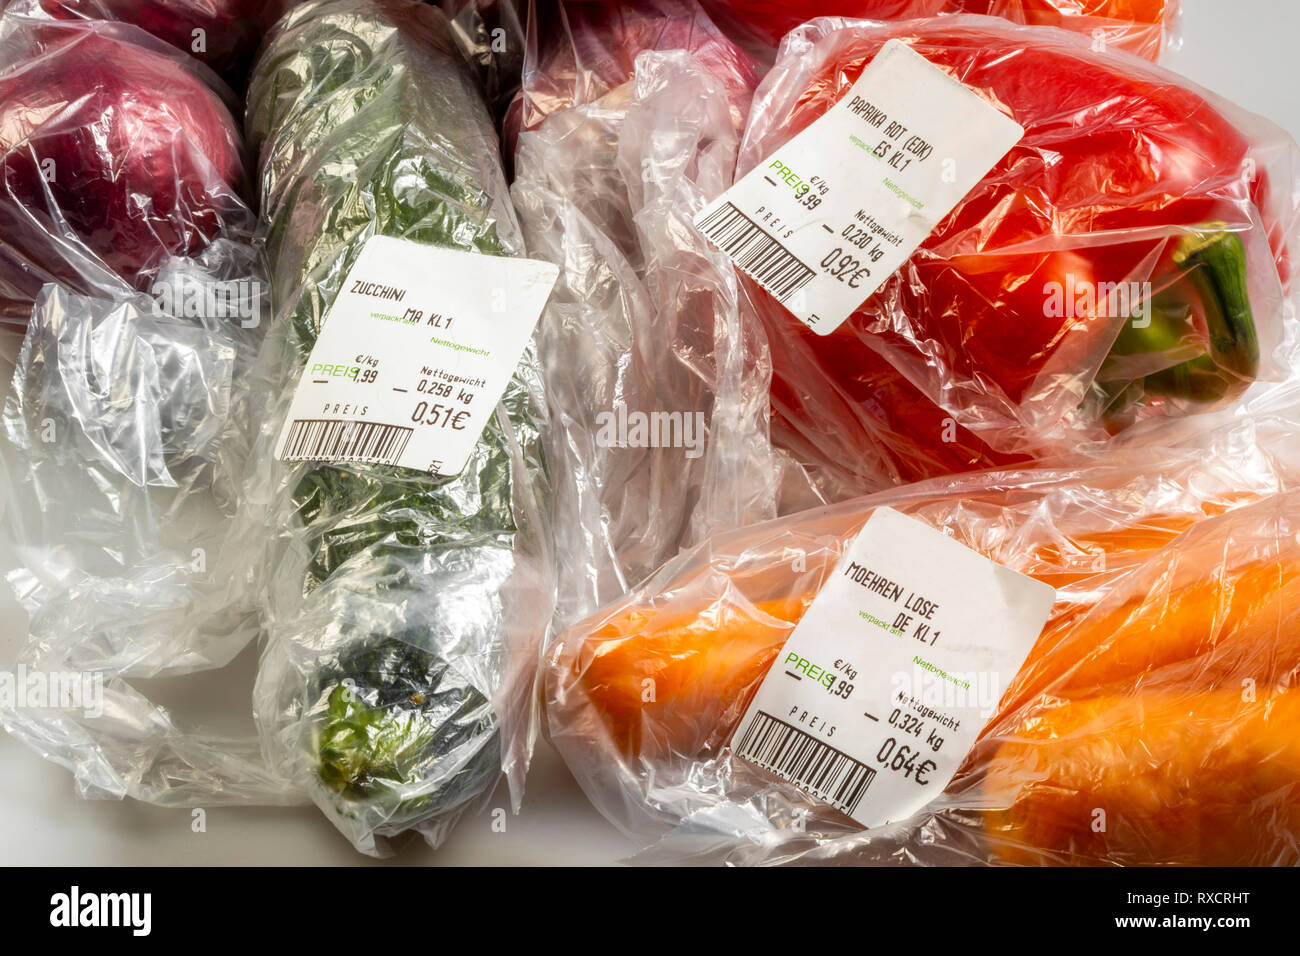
[411,400,470,430]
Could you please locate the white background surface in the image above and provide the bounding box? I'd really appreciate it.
[4,0,1300,866]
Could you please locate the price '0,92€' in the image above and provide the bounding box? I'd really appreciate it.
[819,246,871,288]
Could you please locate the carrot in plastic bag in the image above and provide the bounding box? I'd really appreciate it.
[1008,561,1300,705]
[983,691,1300,865]
[562,595,813,759]
[551,475,1272,765]
[975,496,1300,865]
[545,441,1300,862]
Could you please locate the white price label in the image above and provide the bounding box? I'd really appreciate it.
[696,39,1024,334]
[275,236,558,477]
[731,508,1055,829]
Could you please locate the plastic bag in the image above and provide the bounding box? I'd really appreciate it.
[0,6,290,806]
[707,0,1178,60]
[733,15,1298,500]
[0,14,252,330]
[244,0,553,856]
[512,28,786,633]
[543,413,1300,865]
[504,0,760,155]
[0,242,290,807]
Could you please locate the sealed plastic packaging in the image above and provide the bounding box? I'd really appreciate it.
[543,414,1300,865]
[511,4,783,632]
[727,15,1298,501]
[0,15,252,331]
[244,0,552,856]
[707,0,1178,60]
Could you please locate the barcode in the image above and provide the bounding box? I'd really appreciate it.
[698,202,817,303]
[734,710,876,817]
[281,418,413,465]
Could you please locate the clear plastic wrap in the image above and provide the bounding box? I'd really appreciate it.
[0,8,290,806]
[0,239,290,805]
[543,415,1300,865]
[511,15,785,633]
[504,0,760,154]
[0,14,252,330]
[707,0,1178,60]
[733,15,1298,500]
[244,0,553,856]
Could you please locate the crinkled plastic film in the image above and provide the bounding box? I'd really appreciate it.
[544,416,1300,865]
[948,0,1180,61]
[505,0,760,154]
[733,15,1298,501]
[244,0,552,856]
[0,14,252,330]
[511,6,783,633]
[0,15,291,805]
[0,0,1294,872]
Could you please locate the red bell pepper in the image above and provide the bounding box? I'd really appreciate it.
[949,0,1174,59]
[735,17,1283,489]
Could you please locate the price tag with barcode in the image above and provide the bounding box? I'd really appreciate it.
[695,39,1024,334]
[730,508,1055,829]
[275,236,558,476]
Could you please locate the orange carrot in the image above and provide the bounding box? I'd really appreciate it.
[551,596,812,759]
[553,504,1291,761]
[983,691,1300,865]
[1006,561,1300,705]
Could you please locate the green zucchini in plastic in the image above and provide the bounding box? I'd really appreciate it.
[245,0,550,856]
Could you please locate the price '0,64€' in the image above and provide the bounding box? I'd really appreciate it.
[876,736,937,786]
